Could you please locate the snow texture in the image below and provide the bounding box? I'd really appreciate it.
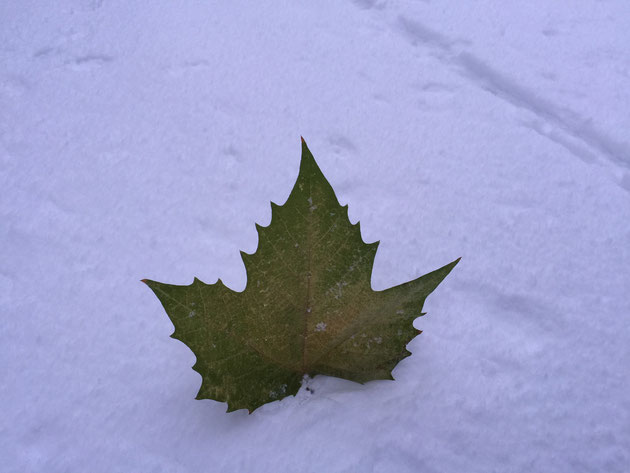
[2,1,630,472]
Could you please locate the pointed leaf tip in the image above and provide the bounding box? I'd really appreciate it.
[301,136,305,144]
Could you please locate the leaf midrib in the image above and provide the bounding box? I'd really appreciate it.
[300,181,313,374]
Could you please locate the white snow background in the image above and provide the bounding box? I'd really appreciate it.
[2,1,630,472]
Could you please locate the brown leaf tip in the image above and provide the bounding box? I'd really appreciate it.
[301,136,306,144]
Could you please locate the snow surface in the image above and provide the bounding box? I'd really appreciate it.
[2,1,630,472]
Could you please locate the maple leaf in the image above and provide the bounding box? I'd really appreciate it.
[143,138,459,413]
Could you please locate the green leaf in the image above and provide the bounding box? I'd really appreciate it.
[143,138,459,413]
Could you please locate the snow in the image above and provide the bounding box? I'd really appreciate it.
[1,0,629,471]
